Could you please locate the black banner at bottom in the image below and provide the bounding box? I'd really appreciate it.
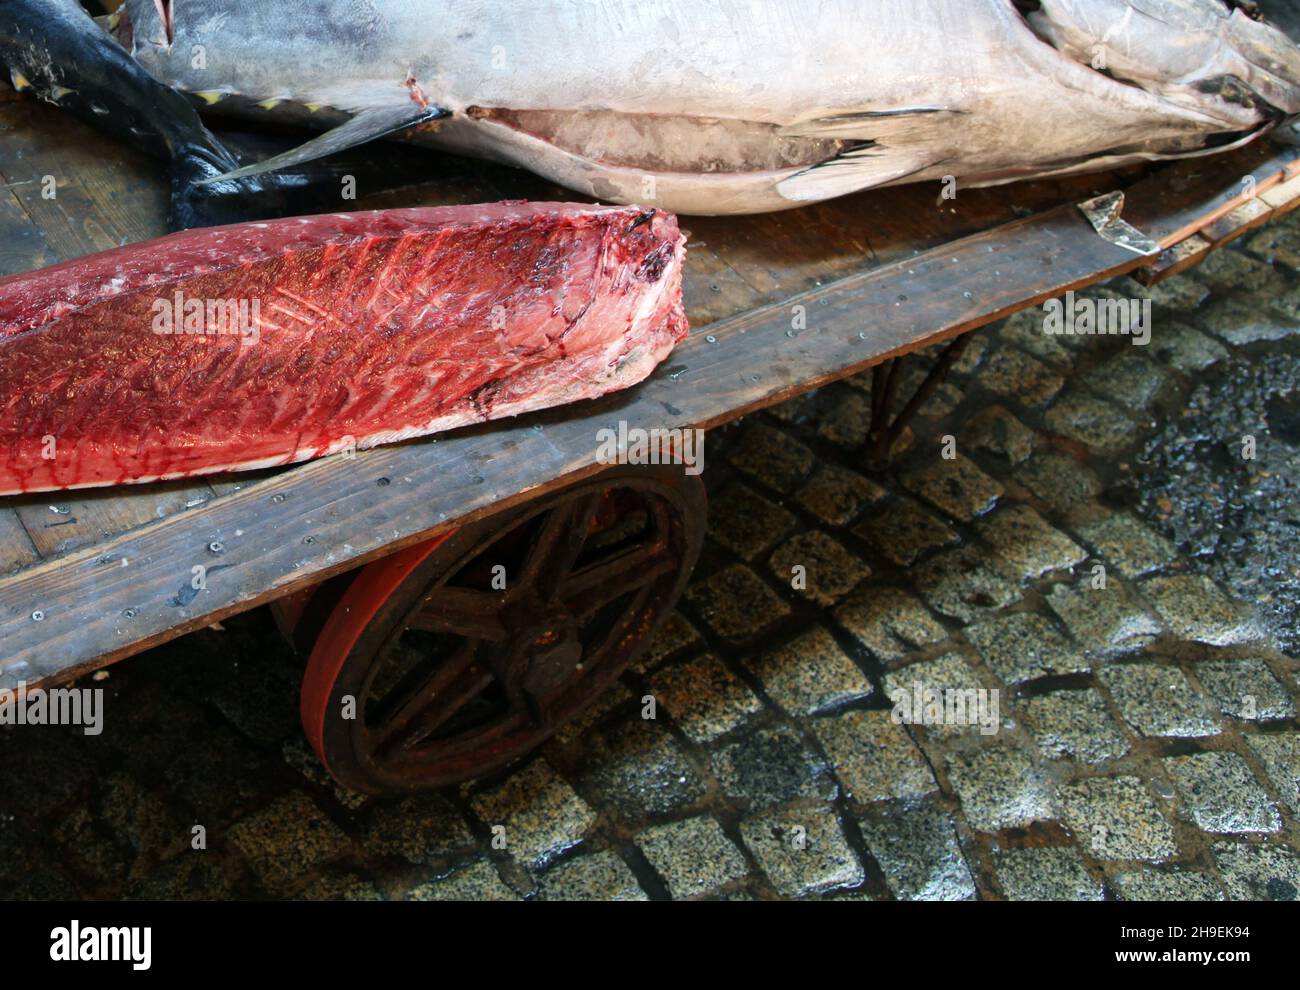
[2,898,1288,977]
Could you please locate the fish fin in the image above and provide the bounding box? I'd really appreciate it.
[168,143,291,230]
[197,103,449,184]
[777,146,947,203]
[778,107,961,141]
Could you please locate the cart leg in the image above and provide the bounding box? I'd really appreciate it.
[866,335,970,464]
[296,463,707,795]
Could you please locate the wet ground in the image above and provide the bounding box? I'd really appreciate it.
[2,214,1299,901]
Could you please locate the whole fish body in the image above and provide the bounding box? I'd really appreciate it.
[114,0,1300,215]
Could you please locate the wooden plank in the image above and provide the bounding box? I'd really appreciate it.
[1126,144,1300,287]
[0,101,167,257]
[1122,142,1300,247]
[0,509,38,576]
[0,182,1191,689]
[1260,173,1300,213]
[9,483,215,559]
[0,185,57,276]
[206,469,289,500]
[1201,197,1274,248]
[1132,234,1213,287]
[683,170,1129,314]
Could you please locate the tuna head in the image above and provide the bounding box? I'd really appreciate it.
[1026,0,1300,126]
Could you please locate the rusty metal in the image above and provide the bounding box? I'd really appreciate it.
[865,334,971,464]
[298,463,706,794]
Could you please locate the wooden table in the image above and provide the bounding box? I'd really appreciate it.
[2,92,1298,694]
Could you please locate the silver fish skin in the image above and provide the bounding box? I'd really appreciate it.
[119,0,1300,215]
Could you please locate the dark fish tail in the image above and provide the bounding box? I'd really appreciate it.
[0,0,284,230]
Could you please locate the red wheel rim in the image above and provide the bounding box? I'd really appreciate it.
[300,532,454,772]
[295,465,705,795]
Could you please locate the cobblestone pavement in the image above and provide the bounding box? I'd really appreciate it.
[3,216,1300,902]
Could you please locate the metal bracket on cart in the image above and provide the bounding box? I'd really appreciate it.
[864,335,972,465]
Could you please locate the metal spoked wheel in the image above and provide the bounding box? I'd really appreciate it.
[298,463,706,795]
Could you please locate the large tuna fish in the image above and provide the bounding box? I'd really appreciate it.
[111,0,1300,215]
[0,203,687,495]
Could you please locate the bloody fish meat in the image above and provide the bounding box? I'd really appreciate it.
[0,202,687,495]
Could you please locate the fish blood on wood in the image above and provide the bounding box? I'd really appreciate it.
[0,203,688,495]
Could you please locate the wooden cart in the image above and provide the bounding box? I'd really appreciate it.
[3,91,1298,793]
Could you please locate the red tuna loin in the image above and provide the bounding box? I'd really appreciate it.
[0,202,687,495]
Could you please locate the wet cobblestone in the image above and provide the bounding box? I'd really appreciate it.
[945,746,1056,832]
[1142,575,1260,646]
[965,405,1038,464]
[712,724,835,807]
[796,464,886,525]
[638,817,748,899]
[1195,657,1296,721]
[709,485,796,560]
[1045,393,1143,454]
[226,792,352,896]
[1148,320,1230,374]
[1112,867,1224,902]
[5,211,1300,902]
[739,806,862,897]
[857,799,975,900]
[964,612,1085,683]
[813,710,937,804]
[1212,842,1300,901]
[468,760,595,870]
[975,504,1088,580]
[913,547,1023,622]
[1165,752,1282,834]
[835,586,949,661]
[994,846,1103,901]
[1101,662,1222,739]
[768,531,871,605]
[901,455,1003,522]
[1075,513,1175,580]
[744,627,873,715]
[408,859,519,901]
[1056,776,1178,862]
[536,850,646,901]
[1046,581,1162,657]
[1020,689,1131,764]
[648,653,761,743]
[856,498,959,566]
[1245,734,1300,816]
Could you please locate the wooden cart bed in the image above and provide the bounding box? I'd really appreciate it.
[3,91,1299,692]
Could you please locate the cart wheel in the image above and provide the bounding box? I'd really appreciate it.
[299,463,706,795]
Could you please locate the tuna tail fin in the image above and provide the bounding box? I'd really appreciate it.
[167,143,289,231]
[197,104,450,185]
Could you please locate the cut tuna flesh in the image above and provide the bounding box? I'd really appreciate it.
[0,202,688,495]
